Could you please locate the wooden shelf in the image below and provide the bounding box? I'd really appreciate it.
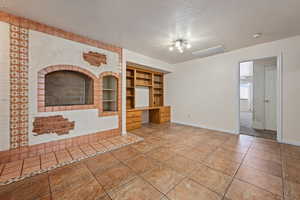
[136,77,151,80]
[103,100,116,102]
[136,84,152,87]
[103,89,115,91]
[127,64,164,109]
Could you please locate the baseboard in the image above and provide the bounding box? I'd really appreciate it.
[281,139,300,147]
[172,121,238,135]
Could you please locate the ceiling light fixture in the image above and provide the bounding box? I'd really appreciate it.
[169,39,191,53]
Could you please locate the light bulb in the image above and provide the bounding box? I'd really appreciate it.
[175,40,181,48]
[178,48,184,53]
[169,46,174,51]
[186,43,191,49]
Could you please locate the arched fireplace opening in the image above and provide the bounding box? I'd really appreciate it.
[45,70,94,106]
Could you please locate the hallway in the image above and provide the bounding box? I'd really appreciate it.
[240,111,277,140]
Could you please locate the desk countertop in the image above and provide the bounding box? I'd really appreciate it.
[127,106,170,112]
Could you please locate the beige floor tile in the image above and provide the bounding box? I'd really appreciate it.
[192,144,218,154]
[284,163,300,184]
[225,179,281,200]
[166,178,221,200]
[243,155,282,177]
[236,165,283,196]
[180,148,211,162]
[142,164,185,194]
[95,162,137,191]
[131,141,158,153]
[146,147,177,162]
[111,146,140,161]
[125,154,159,175]
[163,154,200,175]
[84,153,120,174]
[247,148,281,164]
[210,148,245,163]
[0,174,50,200]
[189,164,232,195]
[284,180,300,200]
[108,177,163,200]
[204,155,240,176]
[49,163,94,193]
[52,179,105,200]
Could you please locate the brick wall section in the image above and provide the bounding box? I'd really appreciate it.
[0,11,124,152]
[37,65,99,112]
[32,115,75,135]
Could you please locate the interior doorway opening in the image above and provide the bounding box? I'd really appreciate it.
[239,57,278,140]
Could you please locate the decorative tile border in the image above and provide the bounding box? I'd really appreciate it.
[0,134,143,186]
[9,23,29,149]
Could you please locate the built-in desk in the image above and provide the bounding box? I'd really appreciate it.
[126,106,171,131]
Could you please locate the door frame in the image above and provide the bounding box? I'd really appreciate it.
[237,53,283,142]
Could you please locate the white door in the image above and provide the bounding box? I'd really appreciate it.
[264,65,277,131]
[252,61,265,130]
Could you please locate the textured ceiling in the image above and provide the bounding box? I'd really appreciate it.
[1,0,300,63]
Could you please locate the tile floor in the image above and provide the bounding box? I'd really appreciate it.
[240,111,277,140]
[0,133,142,185]
[0,123,300,200]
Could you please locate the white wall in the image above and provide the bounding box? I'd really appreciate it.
[28,30,121,145]
[240,99,250,112]
[0,22,10,150]
[166,35,300,145]
[124,49,173,73]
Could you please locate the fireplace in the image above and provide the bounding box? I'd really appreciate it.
[37,65,99,112]
[45,70,94,106]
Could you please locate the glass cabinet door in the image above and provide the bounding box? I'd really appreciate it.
[103,76,117,112]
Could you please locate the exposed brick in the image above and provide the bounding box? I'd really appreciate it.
[32,115,75,135]
[83,51,107,67]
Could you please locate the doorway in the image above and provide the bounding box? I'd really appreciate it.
[239,57,278,140]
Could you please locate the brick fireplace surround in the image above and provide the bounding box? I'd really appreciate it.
[0,11,124,164]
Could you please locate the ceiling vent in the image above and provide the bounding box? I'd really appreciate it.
[192,45,225,58]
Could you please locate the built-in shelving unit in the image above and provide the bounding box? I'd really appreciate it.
[126,63,164,109]
[126,68,135,109]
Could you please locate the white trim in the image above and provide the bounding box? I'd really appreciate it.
[237,53,283,142]
[281,140,300,147]
[121,49,127,135]
[277,53,283,142]
[172,121,238,135]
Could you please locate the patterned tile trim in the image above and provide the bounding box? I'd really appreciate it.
[10,24,29,149]
[0,134,143,186]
